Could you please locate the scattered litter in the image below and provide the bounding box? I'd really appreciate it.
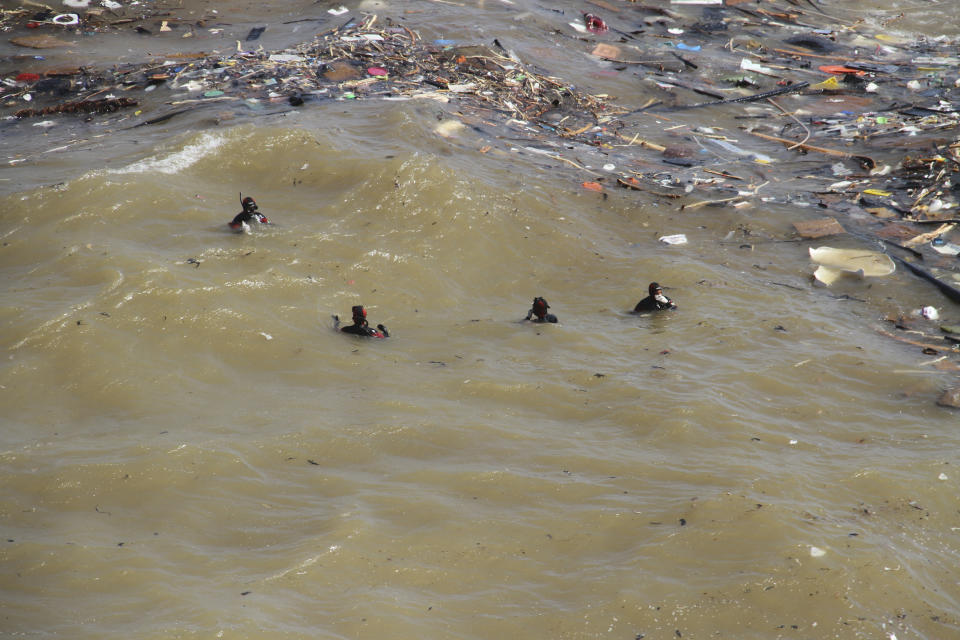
[915,306,940,320]
[740,58,776,76]
[10,35,73,48]
[14,97,137,117]
[831,162,852,177]
[931,237,960,256]
[818,65,864,76]
[591,43,620,59]
[809,246,895,286]
[748,130,874,170]
[810,546,826,558]
[659,234,688,245]
[709,138,774,164]
[51,14,79,26]
[435,120,465,137]
[328,6,349,16]
[341,34,384,42]
[809,76,840,91]
[268,54,304,63]
[584,14,608,35]
[793,217,845,239]
[259,332,273,341]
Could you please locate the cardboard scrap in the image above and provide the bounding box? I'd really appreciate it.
[864,206,898,219]
[591,43,621,60]
[10,35,74,49]
[875,222,918,241]
[323,61,361,82]
[793,217,845,238]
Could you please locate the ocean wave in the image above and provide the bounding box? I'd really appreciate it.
[107,131,230,175]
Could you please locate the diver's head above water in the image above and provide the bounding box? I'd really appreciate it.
[532,297,549,319]
[527,296,558,323]
[351,305,368,326]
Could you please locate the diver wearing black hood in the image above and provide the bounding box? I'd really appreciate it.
[633,282,676,313]
[525,297,558,323]
[229,196,269,233]
[335,305,389,338]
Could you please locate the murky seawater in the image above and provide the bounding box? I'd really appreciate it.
[2,1,960,638]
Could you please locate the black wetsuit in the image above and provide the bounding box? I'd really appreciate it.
[336,316,389,338]
[634,293,676,312]
[341,323,387,337]
[229,192,269,231]
[526,310,558,323]
[230,210,257,227]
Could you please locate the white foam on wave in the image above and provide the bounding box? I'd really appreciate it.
[107,131,229,175]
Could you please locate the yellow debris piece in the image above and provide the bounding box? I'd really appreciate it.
[810,76,840,91]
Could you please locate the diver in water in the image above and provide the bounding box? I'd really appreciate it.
[633,282,677,313]
[525,297,558,323]
[334,305,389,338]
[229,196,270,233]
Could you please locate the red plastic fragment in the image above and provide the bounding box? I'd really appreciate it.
[16,73,41,82]
[584,14,608,34]
[818,65,867,76]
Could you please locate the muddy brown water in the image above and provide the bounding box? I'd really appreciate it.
[2,1,960,638]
